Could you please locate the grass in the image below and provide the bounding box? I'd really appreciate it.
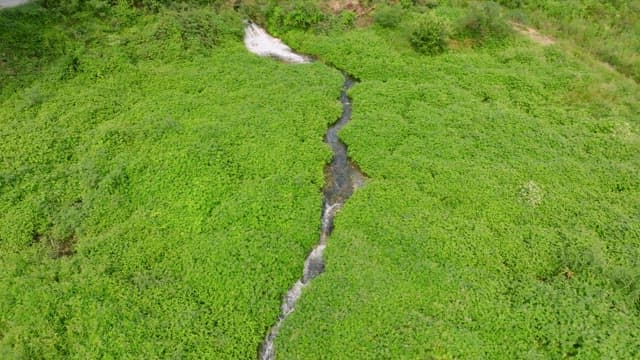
[504,0,640,82]
[1,0,639,358]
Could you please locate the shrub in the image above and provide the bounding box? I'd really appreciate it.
[41,0,117,16]
[318,10,357,32]
[374,4,403,29]
[409,13,449,55]
[496,0,524,8]
[267,0,325,35]
[338,10,357,29]
[419,0,440,8]
[175,9,224,49]
[460,1,511,41]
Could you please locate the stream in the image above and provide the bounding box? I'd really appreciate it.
[244,22,365,360]
[0,0,30,9]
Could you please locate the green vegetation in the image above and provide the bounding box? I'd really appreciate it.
[2,0,639,359]
[266,0,326,35]
[461,1,511,41]
[275,2,640,358]
[408,13,449,54]
[500,0,640,82]
[1,2,343,358]
[374,4,404,29]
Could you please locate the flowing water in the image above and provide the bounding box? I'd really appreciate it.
[0,0,31,9]
[244,22,365,360]
[244,21,311,64]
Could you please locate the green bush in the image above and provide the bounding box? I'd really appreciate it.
[41,0,118,16]
[460,1,511,41]
[374,4,404,29]
[409,13,449,55]
[338,10,357,29]
[267,0,325,35]
[496,0,525,8]
[174,8,231,49]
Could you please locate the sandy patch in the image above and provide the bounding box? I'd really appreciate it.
[327,0,370,15]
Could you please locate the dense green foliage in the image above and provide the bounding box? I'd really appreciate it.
[1,2,343,358]
[409,13,449,54]
[266,0,326,35]
[277,4,640,358]
[2,0,639,358]
[374,4,404,29]
[460,1,511,41]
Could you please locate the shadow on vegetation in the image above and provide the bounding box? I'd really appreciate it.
[31,231,77,259]
[0,3,68,93]
[0,1,244,99]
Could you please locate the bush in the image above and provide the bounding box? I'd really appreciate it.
[175,9,225,49]
[460,1,511,41]
[266,0,325,35]
[496,0,524,8]
[41,0,117,16]
[409,13,449,55]
[338,10,357,29]
[374,4,403,29]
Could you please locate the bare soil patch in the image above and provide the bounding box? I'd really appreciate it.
[326,0,369,15]
[511,22,555,46]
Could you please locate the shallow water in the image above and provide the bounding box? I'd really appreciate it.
[244,22,365,360]
[244,22,311,64]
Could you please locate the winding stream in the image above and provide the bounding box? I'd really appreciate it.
[244,23,365,360]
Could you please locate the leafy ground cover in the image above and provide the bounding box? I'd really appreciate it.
[274,3,640,358]
[1,2,343,358]
[2,0,639,359]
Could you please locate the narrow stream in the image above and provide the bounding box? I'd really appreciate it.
[259,74,365,360]
[244,23,365,360]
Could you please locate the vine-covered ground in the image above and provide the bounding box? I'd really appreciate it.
[1,1,639,359]
[277,12,640,359]
[1,3,343,358]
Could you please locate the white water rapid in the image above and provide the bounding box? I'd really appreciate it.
[243,21,311,64]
